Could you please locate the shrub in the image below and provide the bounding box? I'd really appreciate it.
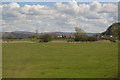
[8,34,15,39]
[74,34,87,42]
[87,36,98,42]
[109,38,116,42]
[74,33,98,42]
[67,39,74,42]
[41,34,52,42]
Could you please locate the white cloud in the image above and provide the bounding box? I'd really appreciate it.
[102,3,117,13]
[90,1,102,12]
[1,1,118,33]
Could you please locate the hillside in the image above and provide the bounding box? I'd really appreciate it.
[102,22,120,35]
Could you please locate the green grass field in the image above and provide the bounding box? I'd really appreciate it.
[3,38,40,41]
[2,42,118,78]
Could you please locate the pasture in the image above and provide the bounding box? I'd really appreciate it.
[2,42,118,78]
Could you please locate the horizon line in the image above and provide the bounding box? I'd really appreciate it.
[0,31,100,33]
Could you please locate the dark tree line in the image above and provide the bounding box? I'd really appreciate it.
[74,27,98,42]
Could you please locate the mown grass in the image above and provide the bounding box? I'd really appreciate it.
[2,42,118,78]
[3,38,71,42]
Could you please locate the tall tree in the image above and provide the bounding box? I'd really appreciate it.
[75,27,85,34]
[74,27,87,41]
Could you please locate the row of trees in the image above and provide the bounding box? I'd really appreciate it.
[2,26,120,42]
[74,27,98,42]
[38,27,98,42]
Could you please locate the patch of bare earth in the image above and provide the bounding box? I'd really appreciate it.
[50,41,67,43]
[96,40,111,43]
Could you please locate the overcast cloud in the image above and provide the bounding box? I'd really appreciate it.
[0,1,118,33]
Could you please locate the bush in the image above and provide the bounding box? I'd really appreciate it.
[74,34,87,42]
[40,34,52,42]
[87,36,98,42]
[109,38,116,42]
[67,39,74,42]
[8,34,15,39]
[28,35,40,39]
[74,33,98,42]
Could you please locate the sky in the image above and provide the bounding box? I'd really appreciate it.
[1,0,119,2]
[0,1,118,33]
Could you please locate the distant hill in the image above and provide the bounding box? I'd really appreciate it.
[11,31,35,37]
[37,32,98,36]
[86,33,99,35]
[1,31,98,38]
[2,31,35,37]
